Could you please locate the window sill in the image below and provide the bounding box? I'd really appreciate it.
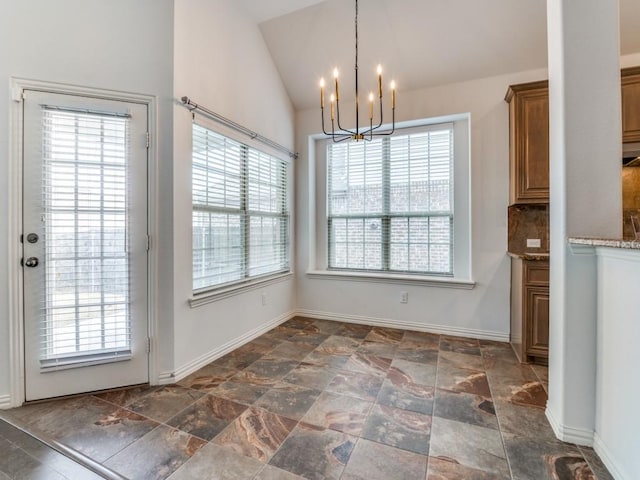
[189,272,294,308]
[306,270,475,289]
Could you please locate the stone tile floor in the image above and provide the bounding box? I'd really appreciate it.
[3,318,613,479]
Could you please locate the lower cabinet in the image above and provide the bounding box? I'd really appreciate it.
[510,257,549,364]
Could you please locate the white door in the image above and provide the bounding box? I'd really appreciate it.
[22,90,149,401]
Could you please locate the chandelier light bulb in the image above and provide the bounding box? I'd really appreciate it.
[377,64,383,75]
[320,78,325,88]
[333,68,339,79]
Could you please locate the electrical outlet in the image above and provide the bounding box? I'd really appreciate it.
[400,291,408,304]
[261,292,267,306]
[526,238,541,248]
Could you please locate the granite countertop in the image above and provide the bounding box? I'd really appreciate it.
[507,252,550,261]
[568,237,640,249]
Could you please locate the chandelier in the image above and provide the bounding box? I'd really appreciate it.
[319,0,396,142]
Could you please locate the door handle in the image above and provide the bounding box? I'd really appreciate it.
[24,257,39,268]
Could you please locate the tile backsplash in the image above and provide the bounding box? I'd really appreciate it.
[623,167,640,239]
[508,204,549,254]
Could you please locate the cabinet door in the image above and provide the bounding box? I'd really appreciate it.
[622,70,640,143]
[507,82,549,204]
[525,286,549,360]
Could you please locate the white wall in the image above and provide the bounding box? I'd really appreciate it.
[295,68,547,338]
[595,248,640,480]
[172,0,296,376]
[0,0,175,405]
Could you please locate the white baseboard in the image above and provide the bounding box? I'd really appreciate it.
[0,395,12,410]
[545,406,594,446]
[593,433,630,480]
[295,309,509,342]
[168,310,296,384]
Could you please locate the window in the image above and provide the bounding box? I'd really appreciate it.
[192,124,290,292]
[327,123,454,275]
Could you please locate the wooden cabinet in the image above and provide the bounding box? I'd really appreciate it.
[505,81,549,204]
[510,257,549,364]
[622,67,640,143]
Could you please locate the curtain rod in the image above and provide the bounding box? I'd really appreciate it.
[180,96,298,159]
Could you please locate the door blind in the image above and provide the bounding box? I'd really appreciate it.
[40,108,131,367]
[328,123,454,275]
[192,124,289,291]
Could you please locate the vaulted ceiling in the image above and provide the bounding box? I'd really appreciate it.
[238,0,640,111]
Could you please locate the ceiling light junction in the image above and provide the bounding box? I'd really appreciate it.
[319,0,396,142]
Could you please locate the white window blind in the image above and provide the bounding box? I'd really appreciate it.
[328,124,454,275]
[192,124,290,291]
[41,108,131,366]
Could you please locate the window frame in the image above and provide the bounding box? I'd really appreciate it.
[190,122,292,301]
[308,115,473,288]
[326,124,455,276]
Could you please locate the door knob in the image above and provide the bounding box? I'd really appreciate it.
[24,257,39,268]
[26,233,39,244]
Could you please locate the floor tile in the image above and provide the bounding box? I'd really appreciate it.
[2,322,614,480]
[427,456,509,479]
[502,432,591,480]
[356,340,398,359]
[0,436,67,480]
[254,382,321,420]
[210,351,265,370]
[93,384,159,407]
[483,356,538,383]
[438,349,486,371]
[390,358,437,386]
[268,423,355,480]
[401,331,440,350]
[326,370,384,402]
[282,362,338,390]
[213,407,297,462]
[127,385,204,423]
[287,330,330,346]
[17,396,159,462]
[167,443,264,480]
[301,351,350,370]
[376,378,435,415]
[211,381,273,406]
[0,420,104,480]
[308,319,343,335]
[267,341,316,362]
[492,399,558,442]
[433,389,498,430]
[489,377,548,409]
[394,345,439,365]
[244,357,301,381]
[342,353,392,378]
[301,391,373,435]
[341,437,428,480]
[166,394,248,441]
[254,464,306,480]
[578,446,615,480]
[104,425,206,480]
[313,335,362,356]
[336,323,372,339]
[281,317,315,330]
[429,416,509,477]
[439,336,481,356]
[176,364,238,391]
[364,326,404,344]
[361,403,432,454]
[437,366,492,398]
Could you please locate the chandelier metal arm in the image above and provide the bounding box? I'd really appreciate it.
[318,0,395,142]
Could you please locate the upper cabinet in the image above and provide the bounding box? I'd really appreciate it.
[505,81,550,204]
[622,67,640,143]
